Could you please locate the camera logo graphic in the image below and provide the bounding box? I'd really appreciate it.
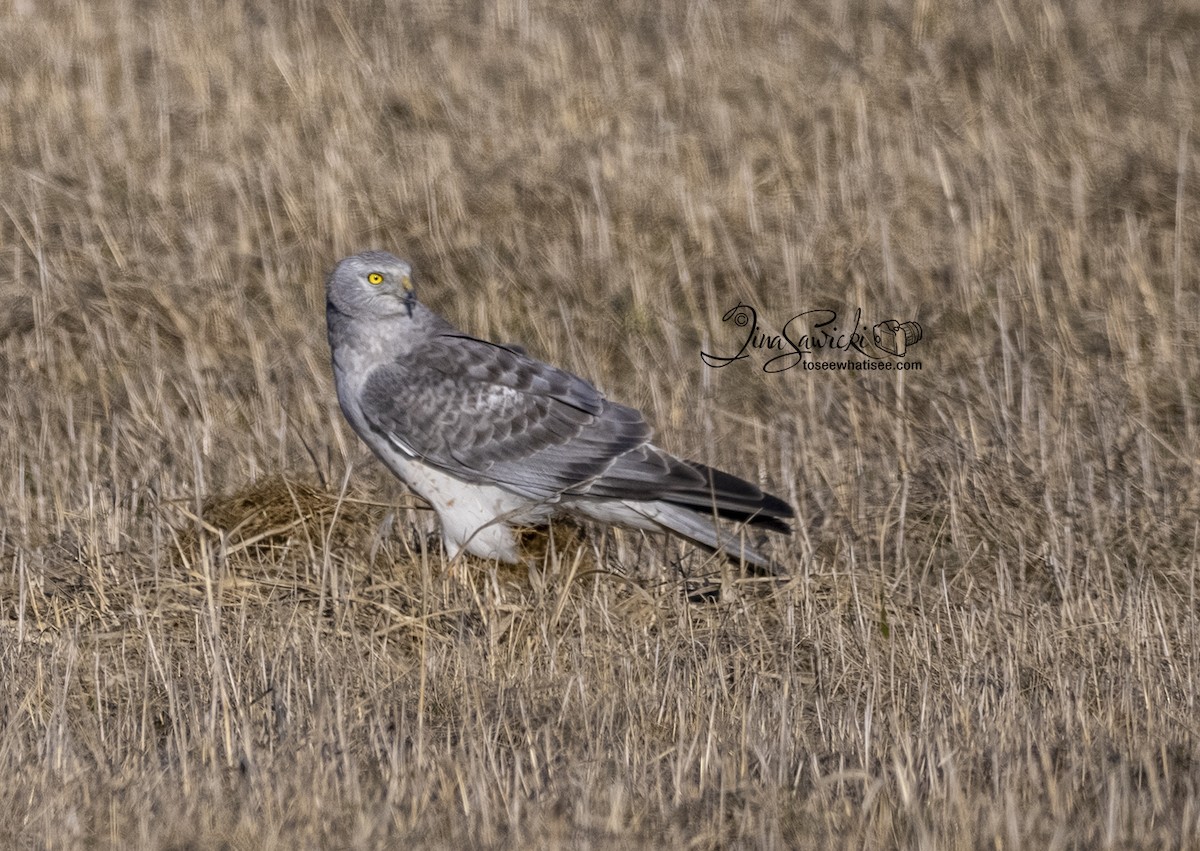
[873,320,923,357]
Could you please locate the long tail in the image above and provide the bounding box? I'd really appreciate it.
[632,501,783,570]
[581,443,795,569]
[663,460,794,533]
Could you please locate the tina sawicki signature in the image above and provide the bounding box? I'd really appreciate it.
[700,303,923,373]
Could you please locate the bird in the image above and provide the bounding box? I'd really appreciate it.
[325,250,795,570]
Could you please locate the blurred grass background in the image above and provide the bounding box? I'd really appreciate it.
[0,0,1198,847]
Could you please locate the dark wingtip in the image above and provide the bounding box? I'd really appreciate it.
[708,506,793,534]
[660,460,795,532]
[699,464,795,518]
[759,490,796,520]
[747,512,794,534]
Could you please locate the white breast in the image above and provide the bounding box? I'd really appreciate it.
[332,349,545,563]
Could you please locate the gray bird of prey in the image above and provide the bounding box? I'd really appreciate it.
[326,250,794,569]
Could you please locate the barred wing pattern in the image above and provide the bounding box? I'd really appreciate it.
[359,333,791,531]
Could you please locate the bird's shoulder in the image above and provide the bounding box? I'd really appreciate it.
[354,327,663,496]
[388,331,607,417]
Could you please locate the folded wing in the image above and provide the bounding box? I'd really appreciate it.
[359,333,793,530]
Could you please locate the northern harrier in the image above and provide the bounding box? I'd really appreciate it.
[326,251,794,569]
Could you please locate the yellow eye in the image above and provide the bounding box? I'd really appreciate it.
[367,272,384,285]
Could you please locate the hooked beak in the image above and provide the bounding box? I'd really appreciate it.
[400,273,415,317]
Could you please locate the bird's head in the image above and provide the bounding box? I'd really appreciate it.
[326,250,417,319]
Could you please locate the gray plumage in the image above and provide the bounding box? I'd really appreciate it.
[326,250,794,568]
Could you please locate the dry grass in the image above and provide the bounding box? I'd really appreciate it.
[1,0,1198,847]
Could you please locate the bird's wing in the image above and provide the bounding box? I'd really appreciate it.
[359,332,672,500]
[360,333,792,527]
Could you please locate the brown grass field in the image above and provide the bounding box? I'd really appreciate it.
[1,0,1198,847]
